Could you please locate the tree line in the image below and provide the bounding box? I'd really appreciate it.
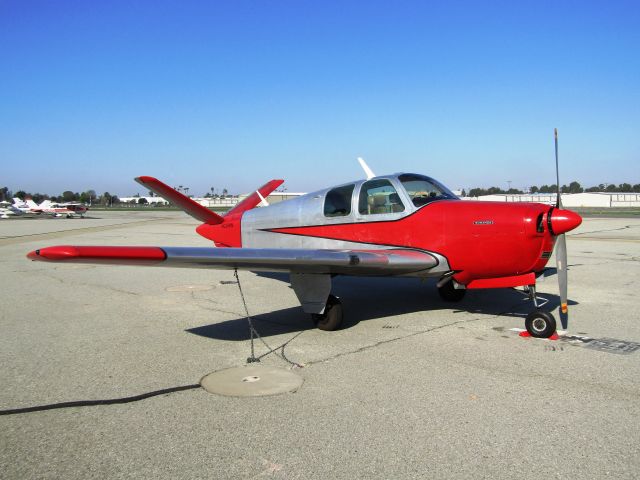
[0,186,237,206]
[3,181,639,205]
[466,181,640,197]
[0,187,119,205]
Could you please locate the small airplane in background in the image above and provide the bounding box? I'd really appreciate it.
[54,201,89,218]
[1,199,38,218]
[12,198,88,218]
[11,198,35,214]
[0,201,20,218]
[27,132,581,338]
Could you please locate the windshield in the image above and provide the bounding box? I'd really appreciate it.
[398,174,459,207]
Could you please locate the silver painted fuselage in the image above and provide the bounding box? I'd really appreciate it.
[241,175,451,277]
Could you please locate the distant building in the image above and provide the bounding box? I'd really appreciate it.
[116,191,304,209]
[245,191,305,204]
[465,192,640,207]
[118,196,169,205]
[193,196,239,208]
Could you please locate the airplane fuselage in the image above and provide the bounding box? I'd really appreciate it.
[196,173,581,289]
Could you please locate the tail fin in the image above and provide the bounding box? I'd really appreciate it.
[226,179,284,217]
[26,198,41,209]
[135,176,224,225]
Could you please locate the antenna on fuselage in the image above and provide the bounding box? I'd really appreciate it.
[357,157,376,180]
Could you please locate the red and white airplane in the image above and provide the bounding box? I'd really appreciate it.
[35,200,88,218]
[15,198,89,218]
[27,150,581,338]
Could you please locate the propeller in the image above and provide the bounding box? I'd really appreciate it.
[554,128,569,329]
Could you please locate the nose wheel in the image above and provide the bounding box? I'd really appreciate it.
[525,311,557,338]
[311,294,343,331]
[524,284,557,338]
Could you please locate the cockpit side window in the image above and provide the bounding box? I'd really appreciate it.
[358,179,405,215]
[324,184,355,217]
[399,174,458,208]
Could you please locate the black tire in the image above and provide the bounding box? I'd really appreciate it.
[311,295,343,331]
[438,280,466,302]
[525,311,557,338]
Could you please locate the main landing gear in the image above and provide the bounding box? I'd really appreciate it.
[437,279,466,302]
[289,273,342,331]
[524,284,557,338]
[311,294,343,331]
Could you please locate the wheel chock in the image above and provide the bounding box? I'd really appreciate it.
[518,331,559,340]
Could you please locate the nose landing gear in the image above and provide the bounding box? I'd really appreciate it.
[524,284,557,338]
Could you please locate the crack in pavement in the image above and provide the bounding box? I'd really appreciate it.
[301,308,640,399]
[571,224,640,242]
[192,303,245,318]
[34,272,140,296]
[572,224,636,236]
[306,300,526,367]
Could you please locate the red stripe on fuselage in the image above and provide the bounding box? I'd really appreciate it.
[265,200,552,283]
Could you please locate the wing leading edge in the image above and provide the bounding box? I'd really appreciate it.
[27,246,437,275]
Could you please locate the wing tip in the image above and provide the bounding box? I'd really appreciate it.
[26,245,78,261]
[27,246,167,263]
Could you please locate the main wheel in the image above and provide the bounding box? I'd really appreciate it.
[311,295,343,331]
[438,280,466,302]
[525,311,557,338]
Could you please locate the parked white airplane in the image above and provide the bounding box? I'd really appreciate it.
[0,201,19,218]
[11,198,87,218]
[11,198,32,213]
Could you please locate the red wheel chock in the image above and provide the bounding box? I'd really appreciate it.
[519,331,559,341]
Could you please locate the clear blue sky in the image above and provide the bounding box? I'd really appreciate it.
[1,1,638,196]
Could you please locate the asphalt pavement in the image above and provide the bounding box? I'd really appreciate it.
[1,211,639,479]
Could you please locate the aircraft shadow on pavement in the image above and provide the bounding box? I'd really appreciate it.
[186,274,578,342]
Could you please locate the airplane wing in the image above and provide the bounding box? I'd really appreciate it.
[27,246,438,275]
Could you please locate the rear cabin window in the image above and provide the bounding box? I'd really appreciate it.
[324,184,355,217]
[358,179,405,215]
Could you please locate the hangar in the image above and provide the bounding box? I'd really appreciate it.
[470,192,640,208]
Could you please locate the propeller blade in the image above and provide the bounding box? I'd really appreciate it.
[554,128,563,209]
[556,233,569,329]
